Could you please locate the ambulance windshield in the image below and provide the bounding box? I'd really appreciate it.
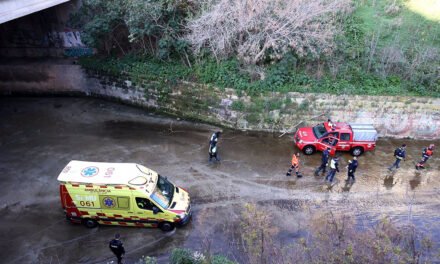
[151,175,174,209]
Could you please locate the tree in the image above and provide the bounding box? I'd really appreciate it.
[71,0,194,59]
[185,0,352,64]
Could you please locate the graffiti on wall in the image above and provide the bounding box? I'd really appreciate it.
[3,27,94,57]
[51,30,94,57]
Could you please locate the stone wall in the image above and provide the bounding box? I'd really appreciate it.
[1,61,439,139]
[0,60,87,94]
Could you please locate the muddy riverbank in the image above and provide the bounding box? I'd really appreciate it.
[2,60,440,139]
[1,97,440,263]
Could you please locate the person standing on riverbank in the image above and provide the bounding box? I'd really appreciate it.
[109,234,125,264]
[286,153,302,177]
[325,157,339,183]
[346,156,358,182]
[209,131,221,162]
[314,147,330,176]
[388,144,406,171]
[416,144,434,170]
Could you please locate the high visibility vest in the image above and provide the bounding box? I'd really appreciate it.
[291,155,299,166]
[330,159,337,169]
[426,149,433,156]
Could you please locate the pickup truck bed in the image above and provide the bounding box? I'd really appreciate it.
[350,123,378,142]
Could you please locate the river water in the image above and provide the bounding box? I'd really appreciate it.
[0,97,439,263]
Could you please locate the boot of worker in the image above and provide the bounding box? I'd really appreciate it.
[296,171,303,178]
[314,169,319,176]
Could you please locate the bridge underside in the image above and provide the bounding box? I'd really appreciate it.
[0,0,70,24]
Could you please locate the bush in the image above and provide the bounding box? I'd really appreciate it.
[231,101,245,111]
[136,256,157,264]
[170,248,200,264]
[185,0,352,64]
[211,255,235,264]
[170,248,236,264]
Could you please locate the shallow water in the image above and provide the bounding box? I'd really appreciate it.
[0,97,439,263]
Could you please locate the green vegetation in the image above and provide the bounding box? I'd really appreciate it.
[135,249,235,264]
[76,0,439,97]
[170,248,236,264]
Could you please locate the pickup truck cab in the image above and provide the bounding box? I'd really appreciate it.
[294,122,378,156]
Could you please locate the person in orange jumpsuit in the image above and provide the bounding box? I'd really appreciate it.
[416,144,434,170]
[286,153,302,177]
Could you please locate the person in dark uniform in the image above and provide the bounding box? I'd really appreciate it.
[109,233,125,264]
[209,131,221,146]
[388,144,406,171]
[315,147,330,176]
[208,131,221,162]
[346,156,358,182]
[209,143,220,162]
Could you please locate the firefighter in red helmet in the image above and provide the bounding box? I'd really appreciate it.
[415,144,434,170]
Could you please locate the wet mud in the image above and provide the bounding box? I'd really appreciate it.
[1,97,440,263]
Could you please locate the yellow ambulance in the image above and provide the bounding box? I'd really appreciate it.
[57,160,191,231]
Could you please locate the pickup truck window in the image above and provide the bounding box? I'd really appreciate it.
[313,124,327,138]
[341,133,350,141]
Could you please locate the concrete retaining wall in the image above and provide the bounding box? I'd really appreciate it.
[1,61,439,139]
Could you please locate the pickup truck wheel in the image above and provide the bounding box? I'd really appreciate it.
[303,145,316,155]
[351,147,364,156]
[159,222,175,232]
[83,219,98,228]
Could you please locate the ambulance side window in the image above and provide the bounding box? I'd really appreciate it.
[136,198,154,210]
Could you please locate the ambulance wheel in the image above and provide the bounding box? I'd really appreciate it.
[303,145,315,155]
[159,222,175,232]
[83,219,98,228]
[351,147,364,156]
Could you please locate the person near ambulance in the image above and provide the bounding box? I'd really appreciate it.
[346,156,358,182]
[325,156,339,183]
[109,233,125,264]
[416,144,435,170]
[286,153,303,177]
[388,144,406,171]
[315,147,330,176]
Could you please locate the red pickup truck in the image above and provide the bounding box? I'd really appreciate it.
[294,122,378,156]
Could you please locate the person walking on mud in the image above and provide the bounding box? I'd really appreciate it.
[346,156,358,182]
[416,144,435,170]
[209,131,221,146]
[286,153,302,177]
[325,156,339,183]
[388,144,406,171]
[109,234,125,264]
[209,131,221,162]
[209,143,220,162]
[314,147,330,176]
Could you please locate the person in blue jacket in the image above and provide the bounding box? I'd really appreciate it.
[109,234,125,264]
[388,144,406,171]
[346,156,358,182]
[314,147,330,176]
